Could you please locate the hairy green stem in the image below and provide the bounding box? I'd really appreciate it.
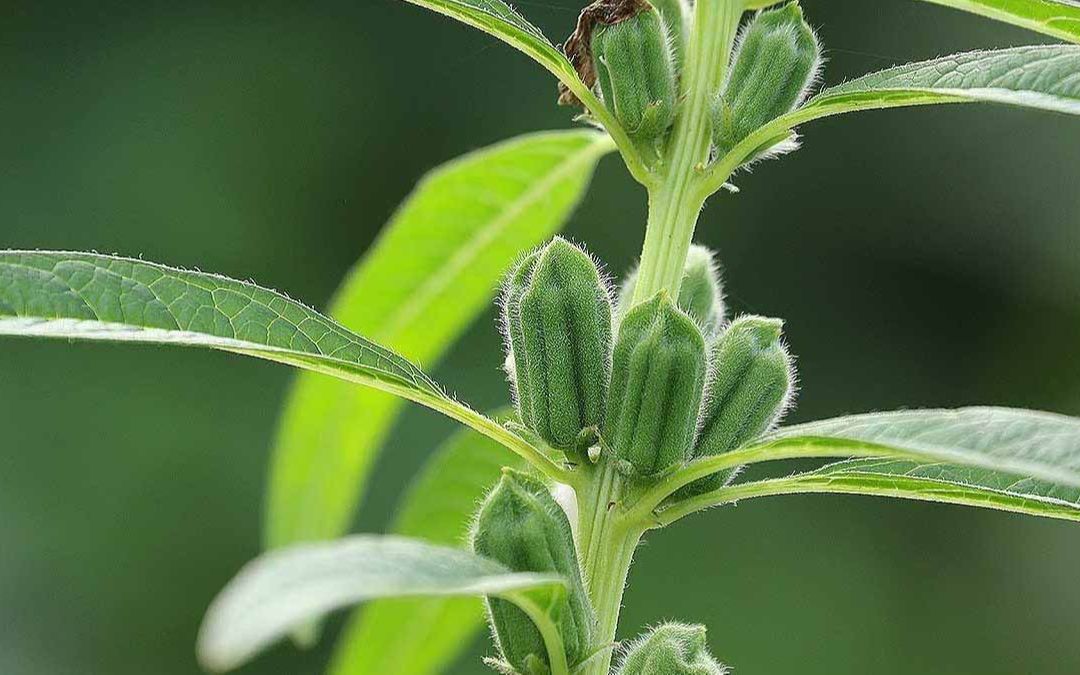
[631,0,743,304]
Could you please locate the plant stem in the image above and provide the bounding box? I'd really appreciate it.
[577,459,641,675]
[631,0,744,304]
[572,3,747,672]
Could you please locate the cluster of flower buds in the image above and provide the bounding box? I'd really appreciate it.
[616,623,727,675]
[471,469,594,674]
[712,2,821,161]
[502,238,794,482]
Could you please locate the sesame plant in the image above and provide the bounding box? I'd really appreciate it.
[3,0,1080,673]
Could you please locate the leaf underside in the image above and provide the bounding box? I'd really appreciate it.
[266,130,611,552]
[196,536,563,673]
[764,407,1080,490]
[734,458,1080,522]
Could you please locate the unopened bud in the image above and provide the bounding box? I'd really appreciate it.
[471,469,593,672]
[712,2,820,157]
[679,315,794,497]
[592,6,679,142]
[502,238,613,450]
[606,293,706,476]
[617,623,727,675]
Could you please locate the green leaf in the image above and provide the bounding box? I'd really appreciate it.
[400,0,577,85]
[266,130,610,552]
[397,1,648,182]
[785,458,1080,520]
[766,407,1080,488]
[655,456,1080,527]
[328,419,524,675]
[0,251,560,476]
[196,536,565,673]
[712,45,1080,183]
[805,45,1080,117]
[919,0,1080,44]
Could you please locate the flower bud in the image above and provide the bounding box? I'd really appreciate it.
[712,2,820,157]
[606,293,706,476]
[647,0,690,70]
[680,316,794,496]
[616,623,727,675]
[471,469,593,672]
[502,238,613,450]
[618,245,725,337]
[592,6,679,142]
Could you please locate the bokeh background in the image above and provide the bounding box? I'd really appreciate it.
[3,0,1079,673]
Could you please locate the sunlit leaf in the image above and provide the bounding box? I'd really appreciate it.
[920,0,1080,43]
[196,536,564,672]
[267,130,610,552]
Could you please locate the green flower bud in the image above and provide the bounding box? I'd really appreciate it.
[712,2,821,157]
[606,293,707,476]
[680,316,794,496]
[618,245,725,337]
[616,623,727,675]
[471,469,593,672]
[502,238,613,450]
[648,0,690,70]
[592,7,679,142]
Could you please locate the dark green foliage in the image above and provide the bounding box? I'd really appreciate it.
[471,469,593,673]
[502,238,613,450]
[592,7,679,142]
[680,316,794,497]
[606,293,707,476]
[712,2,820,157]
[616,623,726,675]
[618,245,725,337]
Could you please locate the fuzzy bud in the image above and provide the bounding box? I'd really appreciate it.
[617,623,727,675]
[648,0,690,70]
[712,2,820,157]
[606,293,707,476]
[592,6,679,142]
[471,469,593,672]
[502,238,613,450]
[679,316,794,497]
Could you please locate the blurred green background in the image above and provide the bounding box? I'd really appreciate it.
[3,0,1079,673]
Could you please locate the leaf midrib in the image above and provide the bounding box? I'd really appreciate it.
[373,134,611,343]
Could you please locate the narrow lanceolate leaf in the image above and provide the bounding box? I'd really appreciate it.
[329,420,524,675]
[196,536,564,673]
[656,457,1080,526]
[397,1,645,181]
[920,0,1080,44]
[267,130,611,552]
[0,251,556,475]
[803,45,1080,117]
[399,0,584,98]
[763,408,1080,489]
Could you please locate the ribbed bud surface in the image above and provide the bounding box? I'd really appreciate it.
[606,293,706,476]
[712,2,820,157]
[471,469,593,672]
[502,238,613,449]
[592,8,679,141]
[680,315,794,496]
